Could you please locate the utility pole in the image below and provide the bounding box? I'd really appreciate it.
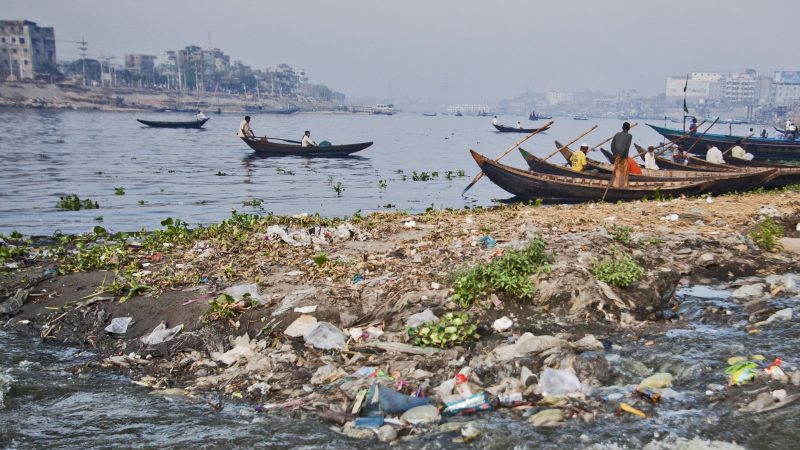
[78,37,88,86]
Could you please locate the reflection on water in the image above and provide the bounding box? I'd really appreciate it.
[0,109,761,235]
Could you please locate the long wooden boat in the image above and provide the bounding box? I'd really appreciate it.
[520,149,732,182]
[240,137,372,156]
[137,118,209,129]
[632,144,738,173]
[471,150,776,202]
[493,123,550,133]
[648,124,800,160]
[559,142,724,174]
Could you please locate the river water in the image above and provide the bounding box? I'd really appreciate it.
[2,281,798,449]
[0,109,760,236]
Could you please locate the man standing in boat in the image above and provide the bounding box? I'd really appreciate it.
[196,110,208,121]
[516,121,523,130]
[609,122,633,187]
[492,115,499,126]
[301,130,317,147]
[238,116,255,139]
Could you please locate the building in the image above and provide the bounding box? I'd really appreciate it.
[124,54,156,73]
[0,20,57,80]
[447,104,489,114]
[771,71,800,106]
[665,76,719,100]
[722,72,756,104]
[546,90,574,105]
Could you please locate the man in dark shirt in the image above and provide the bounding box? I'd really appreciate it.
[609,122,633,187]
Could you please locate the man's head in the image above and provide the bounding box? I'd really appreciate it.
[678,143,686,152]
[304,130,311,136]
[579,143,589,153]
[647,146,654,152]
[244,116,251,122]
[622,122,630,131]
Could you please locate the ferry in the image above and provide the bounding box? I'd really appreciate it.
[372,104,397,115]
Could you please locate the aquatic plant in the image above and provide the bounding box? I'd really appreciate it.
[407,312,478,348]
[242,199,264,208]
[276,168,295,176]
[56,194,99,211]
[452,238,551,308]
[333,182,345,196]
[216,171,228,176]
[378,179,388,189]
[590,250,645,288]
[114,187,125,195]
[750,217,784,251]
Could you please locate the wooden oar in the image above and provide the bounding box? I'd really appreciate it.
[541,125,599,162]
[684,118,719,156]
[655,119,708,156]
[722,132,755,156]
[588,123,638,152]
[269,137,303,144]
[462,120,554,194]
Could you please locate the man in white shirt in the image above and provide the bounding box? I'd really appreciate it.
[196,110,208,121]
[729,140,746,159]
[237,116,255,138]
[301,130,317,147]
[644,146,659,170]
[705,144,725,164]
[516,121,523,129]
[492,115,499,126]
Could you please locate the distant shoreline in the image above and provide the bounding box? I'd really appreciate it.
[0,82,347,114]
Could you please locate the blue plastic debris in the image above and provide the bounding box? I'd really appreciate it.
[478,235,496,249]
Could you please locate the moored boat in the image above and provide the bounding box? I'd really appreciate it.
[240,138,373,156]
[137,118,209,129]
[494,123,550,133]
[648,124,800,160]
[470,150,744,202]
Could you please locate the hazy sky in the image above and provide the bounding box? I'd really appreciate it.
[4,0,795,104]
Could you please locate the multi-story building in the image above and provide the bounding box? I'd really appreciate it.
[771,71,800,106]
[546,90,574,105]
[0,20,57,80]
[124,54,156,74]
[722,72,756,104]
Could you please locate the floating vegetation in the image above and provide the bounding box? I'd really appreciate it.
[378,179,388,189]
[242,199,264,208]
[333,182,345,196]
[56,194,99,211]
[138,200,147,205]
[114,187,125,195]
[215,171,228,176]
[276,168,295,175]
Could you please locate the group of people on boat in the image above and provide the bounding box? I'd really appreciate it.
[236,115,318,147]
[491,115,526,130]
[567,121,762,186]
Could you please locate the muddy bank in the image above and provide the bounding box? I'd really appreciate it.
[2,190,800,444]
[0,82,342,113]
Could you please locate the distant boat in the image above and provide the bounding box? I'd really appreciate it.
[455,111,463,117]
[529,110,552,121]
[241,138,373,156]
[493,123,550,133]
[263,107,300,114]
[137,118,209,129]
[477,111,489,117]
[372,104,397,115]
[422,112,437,117]
[573,115,589,121]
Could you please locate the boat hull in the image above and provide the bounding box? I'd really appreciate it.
[493,124,550,133]
[648,124,800,160]
[137,118,209,129]
[241,138,373,156]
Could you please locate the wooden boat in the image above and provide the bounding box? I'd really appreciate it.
[422,112,437,117]
[631,144,737,173]
[494,123,550,133]
[573,115,589,121]
[562,142,726,174]
[240,138,372,156]
[519,148,733,182]
[470,150,774,202]
[529,110,552,121]
[137,118,209,129]
[648,124,800,160]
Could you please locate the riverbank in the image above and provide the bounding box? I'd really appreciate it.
[0,82,343,113]
[2,190,800,445]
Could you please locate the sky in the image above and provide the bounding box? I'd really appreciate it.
[4,0,796,104]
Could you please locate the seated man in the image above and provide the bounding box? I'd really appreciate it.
[644,146,659,170]
[492,115,499,126]
[570,143,589,172]
[237,115,255,138]
[672,144,689,164]
[196,110,208,121]
[301,130,317,147]
[729,140,746,159]
[705,144,725,164]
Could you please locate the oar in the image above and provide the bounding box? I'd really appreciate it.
[268,137,303,144]
[684,117,719,156]
[655,119,709,156]
[588,123,638,153]
[462,120,554,194]
[541,125,599,162]
[722,132,755,156]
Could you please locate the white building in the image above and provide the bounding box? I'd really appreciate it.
[665,76,719,99]
[546,90,574,105]
[447,104,489,114]
[722,72,756,104]
[0,20,57,80]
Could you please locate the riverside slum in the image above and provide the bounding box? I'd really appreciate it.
[1,189,800,445]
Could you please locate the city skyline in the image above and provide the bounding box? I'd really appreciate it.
[3,0,798,104]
